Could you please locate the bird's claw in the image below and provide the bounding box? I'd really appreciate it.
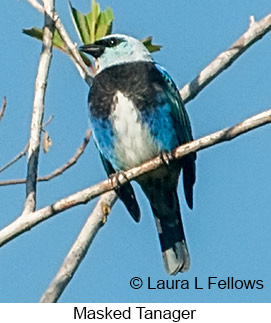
[109,171,128,195]
[160,151,174,168]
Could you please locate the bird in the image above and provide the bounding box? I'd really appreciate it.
[80,34,196,275]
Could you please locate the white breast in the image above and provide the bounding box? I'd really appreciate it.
[111,91,159,170]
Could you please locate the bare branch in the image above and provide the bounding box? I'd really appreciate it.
[54,16,93,85]
[0,96,7,123]
[0,179,25,186]
[0,129,91,186]
[26,0,93,86]
[0,108,270,247]
[23,0,55,214]
[0,143,29,174]
[26,0,43,13]
[180,13,271,103]
[39,129,92,181]
[42,114,54,129]
[0,115,53,175]
[40,191,117,303]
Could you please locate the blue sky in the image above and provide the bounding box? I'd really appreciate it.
[0,0,270,302]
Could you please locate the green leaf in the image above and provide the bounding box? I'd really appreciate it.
[90,0,100,43]
[23,26,93,68]
[69,2,92,44]
[69,0,114,44]
[23,28,66,52]
[23,27,43,41]
[141,36,162,53]
[95,7,114,40]
[24,2,157,71]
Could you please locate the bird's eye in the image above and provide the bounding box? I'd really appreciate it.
[107,38,117,47]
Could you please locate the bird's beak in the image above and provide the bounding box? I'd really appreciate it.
[79,43,105,59]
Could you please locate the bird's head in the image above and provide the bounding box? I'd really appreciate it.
[80,34,153,73]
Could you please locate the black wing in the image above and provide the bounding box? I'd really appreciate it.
[154,63,196,209]
[99,152,141,222]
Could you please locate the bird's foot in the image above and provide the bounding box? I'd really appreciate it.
[160,151,174,169]
[109,171,128,195]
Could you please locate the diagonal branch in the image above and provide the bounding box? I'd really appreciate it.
[38,129,92,181]
[180,13,271,103]
[40,191,117,303]
[0,129,91,186]
[22,0,55,215]
[0,96,7,123]
[0,108,270,248]
[26,0,93,85]
[54,15,93,85]
[0,143,29,174]
[26,0,43,12]
[0,115,53,175]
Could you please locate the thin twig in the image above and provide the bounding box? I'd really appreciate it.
[0,130,91,186]
[26,0,43,13]
[22,0,55,215]
[40,191,117,303]
[0,143,29,174]
[0,115,53,175]
[42,115,54,129]
[0,108,270,247]
[25,0,93,85]
[0,96,7,123]
[54,16,93,85]
[39,129,91,181]
[180,13,271,103]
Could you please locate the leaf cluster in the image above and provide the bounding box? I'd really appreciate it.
[23,0,162,58]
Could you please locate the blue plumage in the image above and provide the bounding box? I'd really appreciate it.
[141,103,179,151]
[80,34,196,275]
[91,101,179,170]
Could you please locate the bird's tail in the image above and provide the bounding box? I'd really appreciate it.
[142,184,190,275]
